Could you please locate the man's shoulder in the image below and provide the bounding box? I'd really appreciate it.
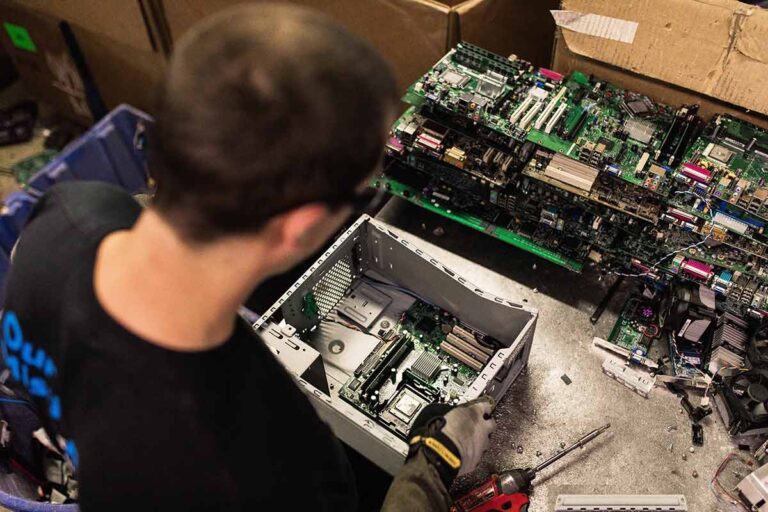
[5,181,143,320]
[30,181,142,235]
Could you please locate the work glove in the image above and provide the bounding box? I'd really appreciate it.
[406,395,496,487]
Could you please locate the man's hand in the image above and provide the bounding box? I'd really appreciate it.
[442,396,495,475]
[406,396,496,486]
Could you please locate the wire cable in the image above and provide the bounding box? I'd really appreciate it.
[362,276,436,307]
[609,190,717,279]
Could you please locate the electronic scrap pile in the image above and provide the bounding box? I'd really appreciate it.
[375,41,768,457]
[376,42,768,318]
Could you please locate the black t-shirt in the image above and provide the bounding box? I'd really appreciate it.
[1,182,356,510]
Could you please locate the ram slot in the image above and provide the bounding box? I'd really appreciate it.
[440,342,485,371]
[509,96,534,125]
[656,115,681,161]
[354,339,389,377]
[361,336,412,395]
[534,86,567,130]
[545,103,568,134]
[519,101,543,130]
[669,115,697,165]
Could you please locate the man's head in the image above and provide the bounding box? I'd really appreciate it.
[150,3,397,272]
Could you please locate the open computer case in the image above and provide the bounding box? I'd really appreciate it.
[253,215,537,473]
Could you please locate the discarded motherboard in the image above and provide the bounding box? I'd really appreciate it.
[335,296,497,439]
[376,41,768,318]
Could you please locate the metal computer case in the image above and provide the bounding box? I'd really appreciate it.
[253,215,537,474]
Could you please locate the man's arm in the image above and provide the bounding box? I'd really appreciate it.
[381,451,450,512]
[382,396,496,511]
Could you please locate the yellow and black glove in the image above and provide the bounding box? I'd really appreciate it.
[406,395,496,487]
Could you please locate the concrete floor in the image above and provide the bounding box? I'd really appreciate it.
[376,197,746,511]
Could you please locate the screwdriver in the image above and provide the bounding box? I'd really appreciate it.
[452,423,611,512]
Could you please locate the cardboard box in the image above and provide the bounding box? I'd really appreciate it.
[456,0,559,68]
[0,2,165,124]
[552,34,768,130]
[2,0,558,122]
[553,0,768,119]
[7,0,159,52]
[160,0,558,93]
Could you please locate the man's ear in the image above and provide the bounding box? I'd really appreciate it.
[277,202,332,249]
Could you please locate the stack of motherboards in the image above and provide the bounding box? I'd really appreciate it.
[376,42,768,319]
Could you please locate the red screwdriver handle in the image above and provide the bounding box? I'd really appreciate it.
[466,493,529,512]
[451,476,500,511]
[451,475,530,512]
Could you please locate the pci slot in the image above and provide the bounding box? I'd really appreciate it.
[510,96,534,125]
[534,86,567,130]
[440,341,485,371]
[545,102,568,134]
[445,333,491,363]
[519,101,543,130]
[451,326,495,357]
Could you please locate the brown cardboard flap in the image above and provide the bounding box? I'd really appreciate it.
[455,0,559,67]
[7,0,157,52]
[559,0,768,115]
[162,0,452,92]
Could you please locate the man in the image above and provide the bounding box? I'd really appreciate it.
[1,4,495,510]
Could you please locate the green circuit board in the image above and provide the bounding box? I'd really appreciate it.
[527,71,693,197]
[371,173,584,272]
[402,41,545,142]
[378,41,768,317]
[607,294,660,358]
[669,114,768,223]
[11,149,57,187]
[338,298,484,439]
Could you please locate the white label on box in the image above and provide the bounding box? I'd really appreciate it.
[551,10,639,44]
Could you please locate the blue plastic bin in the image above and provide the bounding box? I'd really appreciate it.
[0,104,153,303]
[25,104,152,197]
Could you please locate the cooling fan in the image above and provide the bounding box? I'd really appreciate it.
[748,321,768,369]
[714,369,768,436]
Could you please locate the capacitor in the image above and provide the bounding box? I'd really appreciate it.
[390,367,397,384]
[452,364,459,375]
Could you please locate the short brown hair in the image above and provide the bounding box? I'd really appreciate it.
[150,3,397,241]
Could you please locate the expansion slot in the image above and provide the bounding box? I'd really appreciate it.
[451,326,495,357]
[444,333,491,363]
[534,86,567,130]
[510,96,534,125]
[440,341,485,371]
[545,102,568,134]
[519,101,543,130]
[562,108,587,140]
